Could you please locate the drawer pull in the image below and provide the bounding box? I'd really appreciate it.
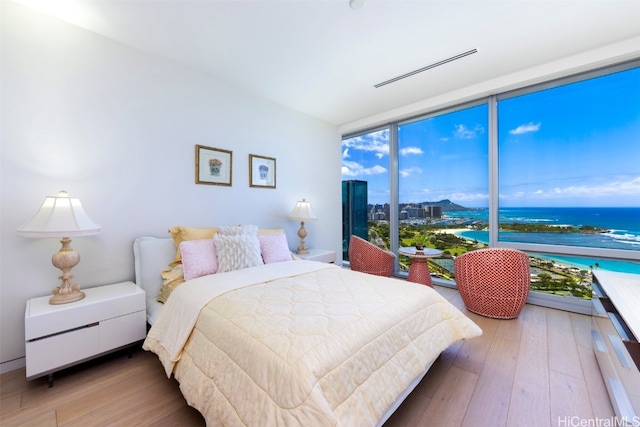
[608,377,638,421]
[607,313,633,341]
[27,322,100,342]
[591,298,607,317]
[592,330,607,353]
[608,334,634,369]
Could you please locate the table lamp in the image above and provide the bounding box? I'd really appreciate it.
[17,191,101,304]
[288,198,317,254]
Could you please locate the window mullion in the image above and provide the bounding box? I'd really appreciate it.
[488,95,499,247]
[389,123,399,271]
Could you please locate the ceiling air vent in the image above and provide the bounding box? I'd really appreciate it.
[374,48,478,88]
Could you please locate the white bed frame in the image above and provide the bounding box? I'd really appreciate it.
[132,236,434,426]
[133,236,175,326]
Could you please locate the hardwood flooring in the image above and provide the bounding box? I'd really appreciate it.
[385,287,614,427]
[0,286,614,427]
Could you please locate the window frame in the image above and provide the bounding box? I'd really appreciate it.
[491,59,640,263]
[341,59,640,312]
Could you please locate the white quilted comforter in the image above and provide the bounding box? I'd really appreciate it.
[143,260,481,426]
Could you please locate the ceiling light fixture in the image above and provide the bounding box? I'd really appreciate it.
[349,0,366,10]
[374,48,478,88]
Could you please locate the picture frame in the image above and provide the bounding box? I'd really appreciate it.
[249,154,276,189]
[195,145,232,186]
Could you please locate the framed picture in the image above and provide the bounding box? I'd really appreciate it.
[195,145,232,186]
[249,154,276,189]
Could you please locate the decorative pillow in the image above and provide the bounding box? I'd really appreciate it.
[180,239,218,280]
[259,232,292,264]
[157,264,185,303]
[258,228,285,235]
[217,224,259,236]
[214,233,263,272]
[168,226,218,266]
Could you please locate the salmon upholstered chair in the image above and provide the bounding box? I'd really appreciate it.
[348,235,396,277]
[454,248,530,319]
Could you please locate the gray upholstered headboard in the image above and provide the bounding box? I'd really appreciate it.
[133,236,175,324]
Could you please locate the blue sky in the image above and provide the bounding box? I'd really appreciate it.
[342,67,640,208]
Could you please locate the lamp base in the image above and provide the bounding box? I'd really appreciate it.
[296,221,309,254]
[49,237,86,305]
[50,286,85,305]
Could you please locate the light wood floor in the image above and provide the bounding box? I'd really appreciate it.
[1,286,614,427]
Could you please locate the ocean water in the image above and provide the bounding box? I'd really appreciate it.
[448,207,640,274]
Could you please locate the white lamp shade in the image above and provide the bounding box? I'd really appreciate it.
[17,191,101,238]
[288,199,317,221]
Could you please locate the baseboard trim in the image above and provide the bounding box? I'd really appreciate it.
[1,357,26,374]
[525,291,592,315]
[431,277,592,315]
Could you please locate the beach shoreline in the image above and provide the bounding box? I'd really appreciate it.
[434,228,471,236]
[433,226,640,274]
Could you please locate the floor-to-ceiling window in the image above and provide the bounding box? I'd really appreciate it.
[396,103,489,280]
[341,128,391,257]
[341,60,640,310]
[495,64,640,298]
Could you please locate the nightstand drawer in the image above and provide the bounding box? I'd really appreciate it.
[101,310,146,351]
[26,310,146,379]
[591,271,640,421]
[25,282,145,341]
[26,323,100,378]
[25,282,147,382]
[592,315,640,419]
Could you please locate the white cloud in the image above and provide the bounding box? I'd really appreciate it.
[501,175,640,204]
[399,146,423,156]
[342,130,389,157]
[445,192,489,203]
[399,166,423,178]
[509,122,541,135]
[454,123,485,139]
[341,160,387,177]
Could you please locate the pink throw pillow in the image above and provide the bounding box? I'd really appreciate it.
[180,239,218,280]
[259,233,292,264]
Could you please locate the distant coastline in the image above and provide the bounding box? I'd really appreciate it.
[374,204,640,276]
[381,206,640,297]
[451,228,640,275]
[443,206,640,253]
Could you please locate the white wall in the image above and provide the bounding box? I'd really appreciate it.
[0,2,342,370]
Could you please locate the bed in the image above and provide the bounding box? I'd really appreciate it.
[134,234,481,426]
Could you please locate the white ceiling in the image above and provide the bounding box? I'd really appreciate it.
[14,0,640,128]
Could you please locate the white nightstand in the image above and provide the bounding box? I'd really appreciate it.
[25,281,146,386]
[296,249,337,263]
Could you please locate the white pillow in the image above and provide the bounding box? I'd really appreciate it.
[217,224,259,236]
[214,232,263,273]
[180,239,218,280]
[259,233,292,264]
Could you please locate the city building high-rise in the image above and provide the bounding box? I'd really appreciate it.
[424,205,442,218]
[342,180,368,260]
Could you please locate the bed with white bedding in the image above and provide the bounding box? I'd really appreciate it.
[134,235,481,426]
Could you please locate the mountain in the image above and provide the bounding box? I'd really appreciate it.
[422,199,471,211]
